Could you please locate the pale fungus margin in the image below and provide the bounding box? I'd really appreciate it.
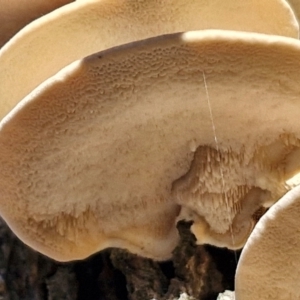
[0,0,298,125]
[1,30,300,261]
[288,0,300,22]
[235,184,300,300]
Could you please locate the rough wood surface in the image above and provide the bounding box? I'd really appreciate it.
[0,219,239,300]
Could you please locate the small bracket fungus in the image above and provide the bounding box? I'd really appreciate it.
[0,0,298,123]
[235,184,300,300]
[1,31,300,260]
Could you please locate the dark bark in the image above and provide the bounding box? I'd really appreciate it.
[0,219,239,300]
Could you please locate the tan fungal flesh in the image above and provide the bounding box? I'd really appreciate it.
[1,31,300,260]
[0,0,298,123]
[0,0,74,48]
[235,184,300,299]
[172,138,300,248]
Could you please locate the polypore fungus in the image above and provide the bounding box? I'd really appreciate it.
[0,0,298,122]
[0,0,73,47]
[0,30,300,261]
[235,184,300,299]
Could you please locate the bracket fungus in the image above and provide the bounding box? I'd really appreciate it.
[0,0,298,123]
[235,184,300,299]
[1,30,300,261]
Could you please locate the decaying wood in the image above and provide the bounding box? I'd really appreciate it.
[0,219,239,300]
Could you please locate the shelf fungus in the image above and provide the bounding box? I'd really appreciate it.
[0,0,298,124]
[1,30,300,261]
[235,184,300,299]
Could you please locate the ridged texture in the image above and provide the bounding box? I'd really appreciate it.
[1,31,300,260]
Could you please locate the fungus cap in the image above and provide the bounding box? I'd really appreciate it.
[235,184,300,300]
[1,30,300,260]
[0,0,298,123]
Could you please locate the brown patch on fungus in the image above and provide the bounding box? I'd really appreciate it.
[0,0,74,47]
